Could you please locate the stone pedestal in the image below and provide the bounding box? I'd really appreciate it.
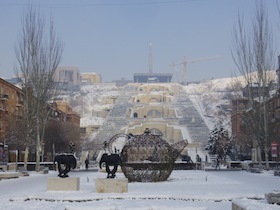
[47,177,80,191]
[95,178,128,193]
[0,172,20,179]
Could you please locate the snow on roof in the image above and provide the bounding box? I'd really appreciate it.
[80,115,104,127]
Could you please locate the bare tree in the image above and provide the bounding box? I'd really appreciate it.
[231,0,276,169]
[44,120,81,154]
[15,6,63,171]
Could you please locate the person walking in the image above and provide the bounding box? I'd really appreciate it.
[215,157,220,170]
[85,158,89,170]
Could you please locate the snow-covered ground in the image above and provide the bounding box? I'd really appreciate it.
[33,77,279,210]
[1,169,279,210]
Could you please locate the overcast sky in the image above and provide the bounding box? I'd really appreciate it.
[0,0,279,82]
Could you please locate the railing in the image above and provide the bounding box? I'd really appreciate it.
[0,94,8,100]
[16,100,24,106]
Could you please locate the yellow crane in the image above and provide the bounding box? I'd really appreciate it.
[170,56,222,84]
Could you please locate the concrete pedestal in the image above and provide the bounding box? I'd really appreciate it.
[0,172,20,179]
[95,178,128,193]
[47,177,80,191]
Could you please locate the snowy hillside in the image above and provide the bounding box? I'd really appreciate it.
[67,79,238,135]
[184,77,239,132]
[65,73,277,138]
[185,71,277,132]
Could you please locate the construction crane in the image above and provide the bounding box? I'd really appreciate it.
[169,56,222,84]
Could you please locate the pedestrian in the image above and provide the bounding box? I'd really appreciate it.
[196,154,201,162]
[215,157,220,170]
[196,155,201,170]
[85,158,89,170]
[103,141,107,152]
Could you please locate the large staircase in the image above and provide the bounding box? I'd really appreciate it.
[94,93,133,146]
[175,91,210,145]
[94,87,211,157]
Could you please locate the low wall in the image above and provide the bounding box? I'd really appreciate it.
[12,162,56,171]
[232,199,280,210]
[0,163,7,171]
[173,162,195,170]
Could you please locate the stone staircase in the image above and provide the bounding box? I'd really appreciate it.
[175,92,210,145]
[94,93,133,146]
[94,88,210,153]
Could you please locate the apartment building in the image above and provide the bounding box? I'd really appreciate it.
[81,72,102,84]
[0,78,24,145]
[54,101,80,127]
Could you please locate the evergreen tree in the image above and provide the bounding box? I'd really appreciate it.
[207,126,232,162]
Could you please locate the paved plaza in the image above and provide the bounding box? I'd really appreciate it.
[0,169,279,209]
